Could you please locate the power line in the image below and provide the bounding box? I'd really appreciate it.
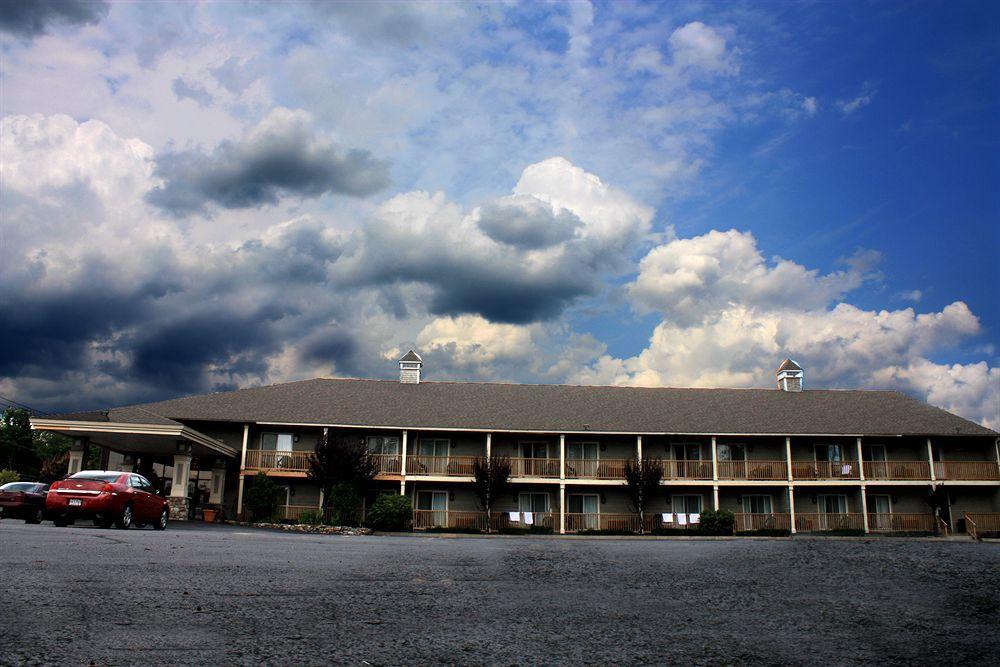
[0,394,51,417]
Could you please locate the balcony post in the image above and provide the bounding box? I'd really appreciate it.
[236,423,249,517]
[785,436,793,481]
[559,483,566,535]
[486,432,492,459]
[711,436,718,481]
[860,488,870,534]
[712,485,719,511]
[559,434,566,481]
[636,435,642,462]
[400,429,408,495]
[926,438,936,482]
[788,486,796,534]
[856,437,865,481]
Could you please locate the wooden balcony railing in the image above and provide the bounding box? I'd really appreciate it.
[794,512,864,532]
[244,449,311,472]
[734,513,791,532]
[565,458,630,479]
[369,454,402,475]
[862,461,931,480]
[790,460,861,480]
[867,513,935,532]
[510,457,561,478]
[717,460,788,480]
[657,459,713,480]
[964,512,1000,539]
[934,461,1000,480]
[412,510,555,531]
[405,455,477,476]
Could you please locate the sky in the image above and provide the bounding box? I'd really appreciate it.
[0,0,997,428]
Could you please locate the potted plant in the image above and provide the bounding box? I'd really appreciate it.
[202,504,219,523]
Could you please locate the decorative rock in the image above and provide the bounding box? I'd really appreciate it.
[225,520,371,536]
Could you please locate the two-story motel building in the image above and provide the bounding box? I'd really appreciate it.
[30,354,1000,536]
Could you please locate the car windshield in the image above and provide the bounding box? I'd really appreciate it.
[1,482,39,492]
[68,472,121,483]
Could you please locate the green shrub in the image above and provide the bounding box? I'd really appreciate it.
[735,529,791,537]
[325,482,363,526]
[366,494,412,531]
[696,510,735,535]
[244,472,283,522]
[298,510,325,526]
[499,525,554,535]
[0,469,19,485]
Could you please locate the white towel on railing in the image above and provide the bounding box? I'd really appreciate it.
[523,512,534,525]
[677,513,687,525]
[508,511,520,521]
[841,464,852,475]
[662,513,672,523]
[690,513,700,524]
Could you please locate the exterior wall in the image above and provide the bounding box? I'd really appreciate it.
[410,430,487,458]
[791,437,856,461]
[719,488,790,513]
[565,435,636,462]
[793,487,863,513]
[645,435,712,459]
[933,436,996,461]
[948,488,998,515]
[715,436,786,462]
[863,487,933,514]
[491,433,559,458]
[564,486,634,514]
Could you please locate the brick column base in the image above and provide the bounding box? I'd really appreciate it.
[167,497,190,521]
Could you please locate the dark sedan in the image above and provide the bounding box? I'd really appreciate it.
[0,482,50,523]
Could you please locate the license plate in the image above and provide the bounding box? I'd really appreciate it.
[68,498,83,507]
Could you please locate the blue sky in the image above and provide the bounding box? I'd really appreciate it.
[0,0,997,427]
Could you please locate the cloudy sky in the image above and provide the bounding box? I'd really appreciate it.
[1,1,997,428]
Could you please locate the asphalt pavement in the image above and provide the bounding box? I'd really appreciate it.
[1,520,998,665]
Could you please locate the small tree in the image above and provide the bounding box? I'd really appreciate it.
[625,458,663,534]
[244,472,283,522]
[308,432,378,526]
[0,469,19,485]
[472,455,512,532]
[39,452,69,483]
[367,494,412,531]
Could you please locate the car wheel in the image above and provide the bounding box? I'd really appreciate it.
[153,507,168,531]
[25,507,44,524]
[53,516,68,527]
[114,504,133,529]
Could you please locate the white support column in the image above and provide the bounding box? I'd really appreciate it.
[785,436,793,481]
[559,483,566,535]
[712,485,720,511]
[711,436,718,481]
[788,487,796,534]
[169,443,193,521]
[400,429,408,495]
[236,423,249,517]
[636,435,642,462]
[926,438,936,482]
[486,432,492,459]
[856,437,865,481]
[67,437,88,475]
[318,488,325,509]
[559,434,566,481]
[208,462,227,505]
[860,488,870,534]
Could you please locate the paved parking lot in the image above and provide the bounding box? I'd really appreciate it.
[1,520,998,666]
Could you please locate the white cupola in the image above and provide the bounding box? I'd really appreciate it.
[398,350,423,384]
[776,358,804,392]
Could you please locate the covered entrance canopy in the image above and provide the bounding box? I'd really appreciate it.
[30,407,237,520]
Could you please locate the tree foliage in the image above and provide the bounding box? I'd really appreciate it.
[307,431,378,523]
[624,458,663,533]
[244,472,284,521]
[0,407,78,480]
[472,455,512,532]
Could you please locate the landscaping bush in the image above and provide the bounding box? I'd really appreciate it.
[366,494,412,531]
[325,482,363,526]
[0,469,19,485]
[696,510,735,535]
[298,510,325,526]
[244,472,283,522]
[735,529,791,537]
[498,525,554,535]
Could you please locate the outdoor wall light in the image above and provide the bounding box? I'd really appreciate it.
[513,493,519,503]
[891,495,898,504]
[600,443,606,452]
[449,491,455,501]
[451,441,456,449]
[600,494,606,504]
[664,497,671,506]
[811,495,817,504]
[289,485,295,497]
[736,495,743,505]
[293,434,300,442]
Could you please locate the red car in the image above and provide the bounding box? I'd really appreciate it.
[0,482,50,523]
[46,470,169,530]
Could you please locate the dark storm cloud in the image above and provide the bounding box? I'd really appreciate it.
[0,0,108,38]
[477,196,581,249]
[146,112,390,216]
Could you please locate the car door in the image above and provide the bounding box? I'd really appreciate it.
[130,475,156,522]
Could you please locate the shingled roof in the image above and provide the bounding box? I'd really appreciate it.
[59,378,996,437]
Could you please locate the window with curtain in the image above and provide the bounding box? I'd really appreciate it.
[672,443,702,460]
[567,442,598,460]
[818,495,848,514]
[745,495,773,514]
[672,495,703,514]
[518,493,550,512]
[416,491,447,511]
[814,444,843,462]
[568,494,599,513]
[261,433,293,451]
[367,436,400,456]
[520,442,549,459]
[717,444,746,461]
[418,438,449,457]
